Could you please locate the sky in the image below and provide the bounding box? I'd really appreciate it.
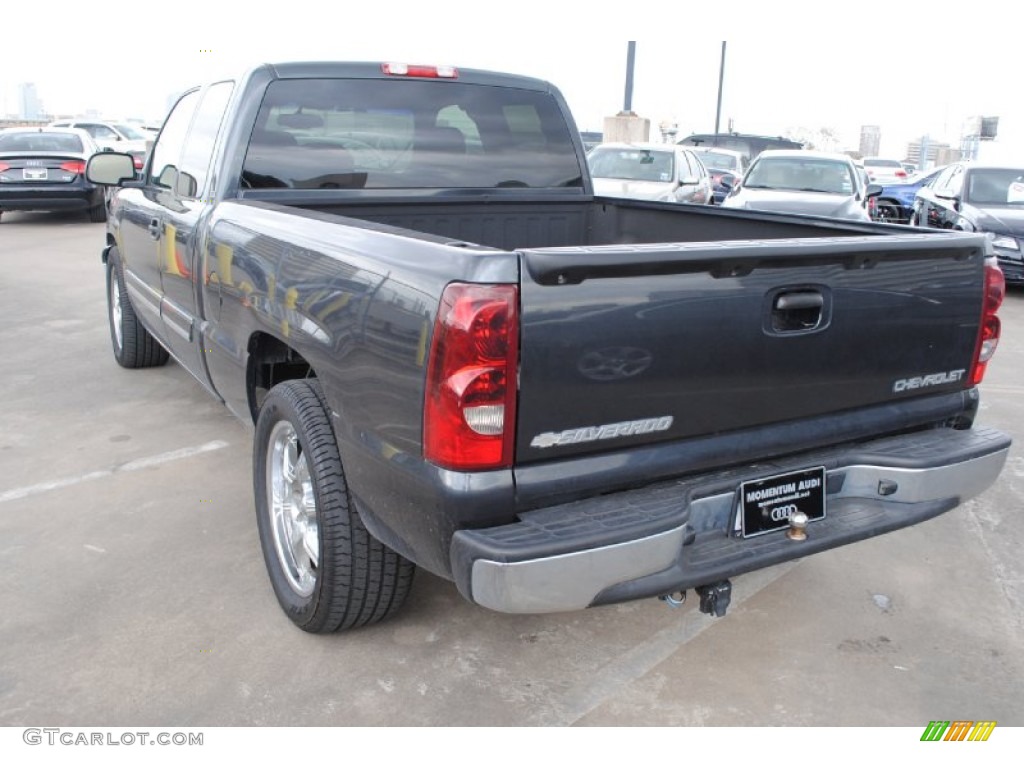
[2,1,1020,160]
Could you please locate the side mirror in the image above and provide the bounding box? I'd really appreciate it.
[87,152,136,186]
[865,183,883,199]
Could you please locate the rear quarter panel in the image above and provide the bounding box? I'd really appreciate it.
[200,200,520,573]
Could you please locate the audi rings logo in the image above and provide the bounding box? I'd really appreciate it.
[768,504,800,522]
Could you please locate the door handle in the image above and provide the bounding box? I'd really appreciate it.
[774,292,823,311]
[771,290,825,332]
[147,218,161,240]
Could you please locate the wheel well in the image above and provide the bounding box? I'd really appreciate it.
[247,333,315,423]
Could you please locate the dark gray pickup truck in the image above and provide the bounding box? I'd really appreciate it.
[88,61,1010,632]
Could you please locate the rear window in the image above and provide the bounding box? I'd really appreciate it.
[864,158,902,168]
[242,78,583,190]
[0,132,83,152]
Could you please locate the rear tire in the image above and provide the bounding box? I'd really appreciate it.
[875,200,902,224]
[107,247,169,368]
[89,203,107,223]
[254,379,415,633]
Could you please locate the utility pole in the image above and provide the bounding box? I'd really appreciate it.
[714,42,726,135]
[623,41,636,114]
[604,41,649,143]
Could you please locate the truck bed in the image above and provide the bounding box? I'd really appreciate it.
[240,190,900,250]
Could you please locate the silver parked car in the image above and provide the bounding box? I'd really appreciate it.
[722,150,881,221]
[587,143,713,205]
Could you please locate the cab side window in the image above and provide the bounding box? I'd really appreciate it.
[177,81,234,198]
[148,90,201,190]
[932,166,957,195]
[944,166,965,196]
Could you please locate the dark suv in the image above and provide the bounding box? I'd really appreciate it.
[678,132,803,160]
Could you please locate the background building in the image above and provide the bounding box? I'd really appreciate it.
[960,115,1000,161]
[17,83,45,120]
[859,125,880,157]
[905,137,958,170]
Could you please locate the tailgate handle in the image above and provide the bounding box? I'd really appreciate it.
[772,290,824,332]
[774,292,823,311]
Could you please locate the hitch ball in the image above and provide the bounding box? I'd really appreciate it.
[786,510,809,541]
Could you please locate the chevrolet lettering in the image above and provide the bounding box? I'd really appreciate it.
[893,369,967,393]
[87,60,1010,631]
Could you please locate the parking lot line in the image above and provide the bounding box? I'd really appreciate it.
[0,440,230,504]
[543,561,800,726]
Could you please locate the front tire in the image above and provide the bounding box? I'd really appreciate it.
[107,247,169,368]
[254,379,415,632]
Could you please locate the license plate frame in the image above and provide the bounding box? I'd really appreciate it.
[23,168,48,181]
[738,466,826,538]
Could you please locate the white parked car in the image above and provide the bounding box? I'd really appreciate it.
[48,119,149,172]
[587,143,713,205]
[862,157,909,184]
[722,150,882,221]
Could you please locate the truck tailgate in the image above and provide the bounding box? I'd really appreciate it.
[515,234,986,463]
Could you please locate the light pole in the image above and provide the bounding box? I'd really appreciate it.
[623,41,636,114]
[714,42,726,135]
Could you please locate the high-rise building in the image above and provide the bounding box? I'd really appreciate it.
[18,83,45,120]
[859,125,881,157]
[905,137,955,170]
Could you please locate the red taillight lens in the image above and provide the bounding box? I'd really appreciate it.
[0,162,9,172]
[971,263,1004,385]
[896,169,907,178]
[382,62,458,79]
[424,283,518,471]
[60,161,86,174]
[132,155,145,170]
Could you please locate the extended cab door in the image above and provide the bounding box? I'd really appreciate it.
[155,81,235,383]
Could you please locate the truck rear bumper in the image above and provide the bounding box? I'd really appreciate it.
[450,426,1010,614]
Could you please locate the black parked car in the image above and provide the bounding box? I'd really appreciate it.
[911,162,1024,283]
[0,127,106,222]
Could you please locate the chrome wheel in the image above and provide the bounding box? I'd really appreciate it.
[266,420,319,597]
[109,267,123,352]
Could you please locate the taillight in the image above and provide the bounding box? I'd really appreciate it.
[424,283,518,470]
[895,169,907,178]
[0,162,9,172]
[60,160,86,174]
[971,262,1004,385]
[132,155,144,170]
[382,62,458,79]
